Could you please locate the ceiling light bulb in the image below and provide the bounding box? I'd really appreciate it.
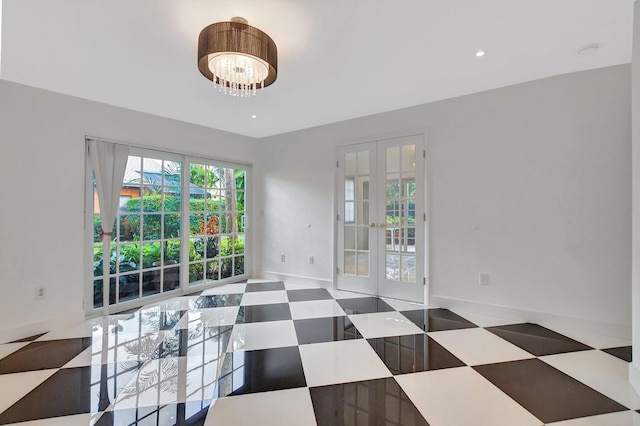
[475,50,486,58]
[251,115,257,119]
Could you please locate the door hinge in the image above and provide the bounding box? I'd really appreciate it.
[423,277,426,285]
[337,213,340,221]
[424,213,426,222]
[337,161,339,168]
[423,150,426,159]
[336,267,340,274]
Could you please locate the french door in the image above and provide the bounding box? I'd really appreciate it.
[337,135,426,302]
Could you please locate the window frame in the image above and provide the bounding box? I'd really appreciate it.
[84,142,252,316]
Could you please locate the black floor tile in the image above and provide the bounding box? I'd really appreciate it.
[9,332,47,343]
[310,377,430,426]
[367,334,465,374]
[287,288,333,302]
[193,294,243,308]
[401,309,477,332]
[0,363,140,425]
[336,297,394,315]
[236,303,291,323]
[215,346,306,396]
[156,325,232,358]
[474,358,628,423]
[0,338,92,374]
[96,401,209,426]
[602,346,632,362]
[294,316,362,344]
[244,281,286,292]
[485,323,592,356]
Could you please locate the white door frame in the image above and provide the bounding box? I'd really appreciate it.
[334,133,429,305]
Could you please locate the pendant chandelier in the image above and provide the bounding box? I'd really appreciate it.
[197,17,278,97]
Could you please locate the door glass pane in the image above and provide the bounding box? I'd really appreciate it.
[383,143,418,283]
[344,226,356,250]
[387,147,400,173]
[357,253,369,276]
[357,177,369,201]
[345,153,357,176]
[357,227,369,250]
[386,254,399,280]
[345,202,355,224]
[188,163,248,287]
[344,252,356,275]
[345,178,355,201]
[357,202,369,224]
[401,256,416,283]
[119,273,139,302]
[357,151,369,175]
[142,270,161,296]
[401,144,416,173]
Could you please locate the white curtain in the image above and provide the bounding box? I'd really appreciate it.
[88,139,129,315]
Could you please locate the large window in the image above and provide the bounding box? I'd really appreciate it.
[187,163,246,287]
[90,147,249,310]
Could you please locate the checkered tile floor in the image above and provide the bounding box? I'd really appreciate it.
[0,279,638,425]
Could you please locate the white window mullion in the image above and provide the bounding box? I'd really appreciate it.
[180,156,190,294]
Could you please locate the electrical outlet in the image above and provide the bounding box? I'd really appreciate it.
[35,287,46,300]
[479,273,489,286]
[280,253,286,262]
[309,256,314,264]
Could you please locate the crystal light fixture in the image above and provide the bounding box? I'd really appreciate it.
[198,17,278,97]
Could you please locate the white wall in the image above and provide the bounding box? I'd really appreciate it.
[0,80,257,343]
[255,64,632,337]
[0,63,631,344]
[630,0,640,397]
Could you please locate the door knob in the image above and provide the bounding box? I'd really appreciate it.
[378,223,386,228]
[368,223,376,228]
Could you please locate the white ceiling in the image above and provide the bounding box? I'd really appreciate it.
[0,0,634,138]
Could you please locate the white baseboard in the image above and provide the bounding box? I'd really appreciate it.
[429,295,631,341]
[631,363,640,397]
[0,312,83,344]
[258,271,333,289]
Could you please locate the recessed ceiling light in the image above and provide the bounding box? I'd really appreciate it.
[577,44,600,56]
[251,114,257,119]
[475,50,486,58]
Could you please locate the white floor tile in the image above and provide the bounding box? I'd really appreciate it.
[429,328,534,365]
[548,325,632,350]
[0,369,58,414]
[541,350,640,409]
[89,331,165,364]
[147,296,200,311]
[289,299,346,320]
[228,320,297,352]
[349,312,424,338]
[205,387,317,426]
[176,307,239,329]
[327,289,370,299]
[446,309,519,327]
[111,356,218,410]
[396,367,542,426]
[13,413,104,426]
[546,410,640,425]
[36,317,124,341]
[299,339,391,387]
[0,342,29,361]
[201,283,247,295]
[241,290,288,306]
[382,298,427,311]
